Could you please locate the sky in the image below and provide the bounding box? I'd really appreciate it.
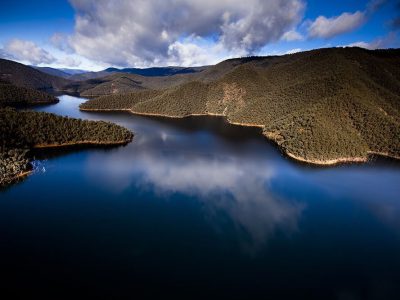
[0,0,399,71]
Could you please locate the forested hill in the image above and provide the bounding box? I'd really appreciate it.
[80,47,400,165]
[0,59,69,91]
[69,66,205,81]
[0,108,133,187]
[0,82,58,106]
[67,56,268,97]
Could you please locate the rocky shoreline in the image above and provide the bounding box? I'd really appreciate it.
[80,107,400,166]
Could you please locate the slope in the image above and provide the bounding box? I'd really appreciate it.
[80,47,400,165]
[0,59,69,91]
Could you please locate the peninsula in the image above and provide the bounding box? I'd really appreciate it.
[0,108,133,186]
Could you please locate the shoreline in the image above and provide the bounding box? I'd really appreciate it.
[80,107,400,166]
[0,169,33,188]
[1,139,132,187]
[34,139,131,149]
[15,169,33,179]
[285,152,368,166]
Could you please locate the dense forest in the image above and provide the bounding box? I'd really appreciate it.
[80,47,400,164]
[0,82,58,106]
[0,108,133,186]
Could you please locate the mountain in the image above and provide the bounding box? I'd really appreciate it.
[104,66,206,76]
[80,47,400,165]
[33,67,89,79]
[33,67,71,78]
[0,60,70,104]
[59,68,88,75]
[0,82,58,106]
[69,66,206,81]
[65,57,263,97]
[64,72,197,97]
[68,70,115,81]
[0,59,69,92]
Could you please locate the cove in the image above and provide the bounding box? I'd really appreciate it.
[1,95,400,299]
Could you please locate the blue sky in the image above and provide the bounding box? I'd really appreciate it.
[0,0,399,70]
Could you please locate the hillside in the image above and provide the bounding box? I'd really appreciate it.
[34,67,89,79]
[0,82,58,106]
[105,66,205,76]
[0,107,133,186]
[69,66,205,81]
[65,58,258,97]
[0,59,69,92]
[80,47,400,165]
[33,66,71,79]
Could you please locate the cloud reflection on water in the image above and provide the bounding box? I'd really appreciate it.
[85,135,304,252]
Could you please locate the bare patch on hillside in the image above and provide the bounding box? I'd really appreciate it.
[218,83,246,115]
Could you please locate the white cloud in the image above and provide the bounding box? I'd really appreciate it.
[308,11,366,39]
[345,32,398,50]
[167,40,222,67]
[58,56,82,68]
[68,0,305,67]
[346,41,380,49]
[285,48,302,54]
[50,33,74,53]
[281,30,303,41]
[166,36,244,66]
[306,0,387,40]
[1,39,56,65]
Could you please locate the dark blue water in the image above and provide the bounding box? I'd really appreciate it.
[1,95,400,299]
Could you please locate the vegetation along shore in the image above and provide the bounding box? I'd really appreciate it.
[79,48,400,165]
[0,108,133,187]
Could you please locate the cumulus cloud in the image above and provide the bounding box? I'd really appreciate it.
[346,40,385,50]
[345,32,398,49]
[167,40,223,67]
[281,30,304,41]
[59,56,82,68]
[306,0,389,40]
[68,0,305,67]
[0,39,56,65]
[308,11,366,39]
[166,35,244,66]
[50,33,74,53]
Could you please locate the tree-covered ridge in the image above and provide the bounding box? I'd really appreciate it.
[0,108,133,186]
[0,82,58,106]
[0,58,69,92]
[80,47,400,164]
[63,55,268,97]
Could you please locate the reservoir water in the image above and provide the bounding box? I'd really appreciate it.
[1,95,400,298]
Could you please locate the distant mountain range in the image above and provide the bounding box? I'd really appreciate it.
[32,65,206,81]
[32,67,88,79]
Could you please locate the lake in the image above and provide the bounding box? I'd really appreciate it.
[1,95,400,299]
